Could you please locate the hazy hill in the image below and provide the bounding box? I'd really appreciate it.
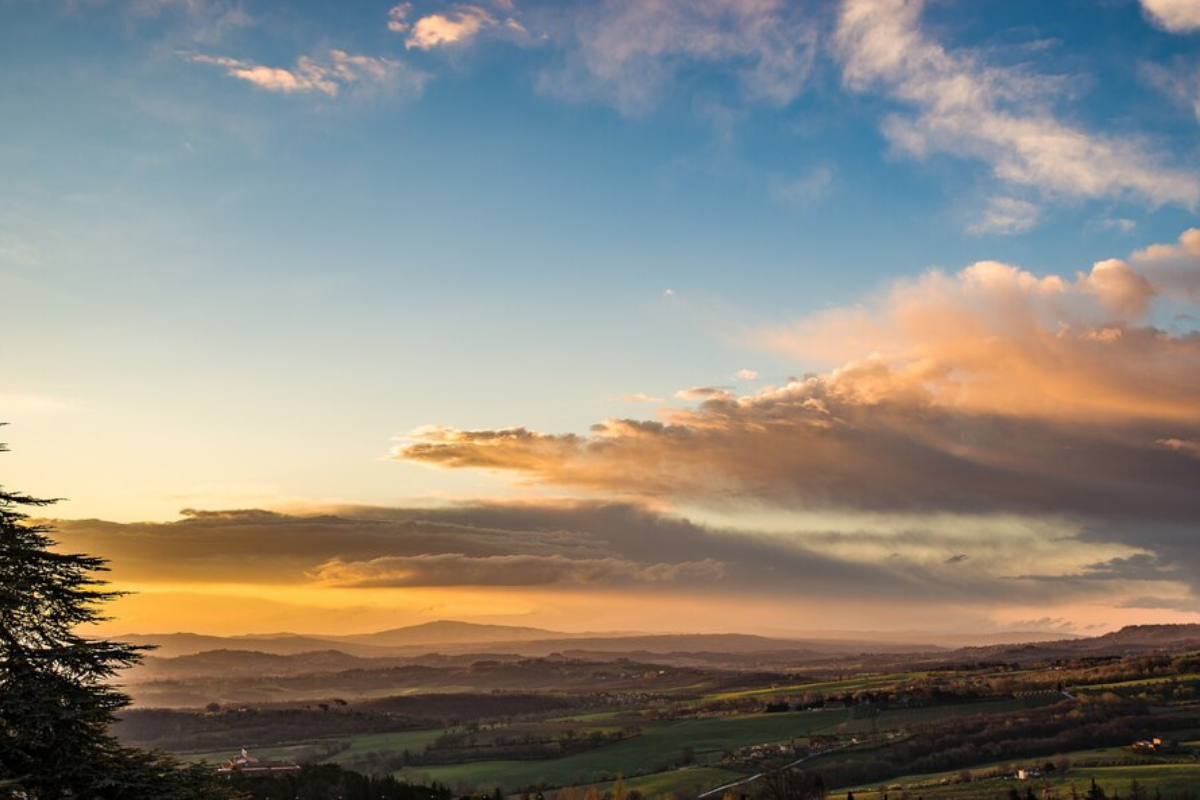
[329,620,578,648]
[959,624,1200,664]
[1091,623,1200,647]
[115,632,397,659]
[123,649,385,682]
[782,630,1082,648]
[116,621,1170,669]
[436,633,937,657]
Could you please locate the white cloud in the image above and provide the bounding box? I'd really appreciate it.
[734,369,759,381]
[190,50,426,99]
[405,5,497,50]
[1141,0,1200,33]
[836,0,1200,212]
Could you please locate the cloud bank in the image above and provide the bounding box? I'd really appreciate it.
[393,230,1200,607]
[49,501,1184,612]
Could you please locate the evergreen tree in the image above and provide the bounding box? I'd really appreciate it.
[0,434,237,798]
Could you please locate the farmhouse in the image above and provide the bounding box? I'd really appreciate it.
[216,748,301,775]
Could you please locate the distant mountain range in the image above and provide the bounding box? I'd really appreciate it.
[112,622,1200,707]
[116,618,1109,661]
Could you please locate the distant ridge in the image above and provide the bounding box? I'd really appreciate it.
[115,632,397,659]
[328,620,576,648]
[115,621,1195,662]
[1092,623,1200,646]
[959,623,1200,663]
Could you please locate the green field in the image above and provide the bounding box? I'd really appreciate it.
[174,694,1074,794]
[176,727,449,766]
[331,728,450,758]
[851,695,1065,728]
[704,674,921,703]
[1075,673,1200,692]
[568,767,748,799]
[401,711,849,792]
[383,695,1068,793]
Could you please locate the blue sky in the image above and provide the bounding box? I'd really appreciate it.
[4,0,1200,634]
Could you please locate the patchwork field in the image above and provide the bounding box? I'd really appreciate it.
[401,711,850,791]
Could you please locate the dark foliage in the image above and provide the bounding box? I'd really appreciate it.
[116,707,418,753]
[0,436,240,799]
[227,763,452,800]
[755,769,825,800]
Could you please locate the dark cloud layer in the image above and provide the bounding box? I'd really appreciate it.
[46,500,1195,611]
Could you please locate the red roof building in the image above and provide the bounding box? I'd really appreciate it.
[216,748,301,776]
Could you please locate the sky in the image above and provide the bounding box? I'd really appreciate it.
[3,0,1200,637]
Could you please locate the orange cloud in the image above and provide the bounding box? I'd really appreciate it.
[394,231,1200,523]
[311,553,724,587]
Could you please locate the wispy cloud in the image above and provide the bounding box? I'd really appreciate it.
[835,0,1200,217]
[538,0,818,115]
[968,196,1040,236]
[770,164,834,209]
[387,2,413,32]
[126,0,253,44]
[189,50,427,98]
[1140,58,1200,127]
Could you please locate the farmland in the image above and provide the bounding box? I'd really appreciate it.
[112,626,1200,798]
